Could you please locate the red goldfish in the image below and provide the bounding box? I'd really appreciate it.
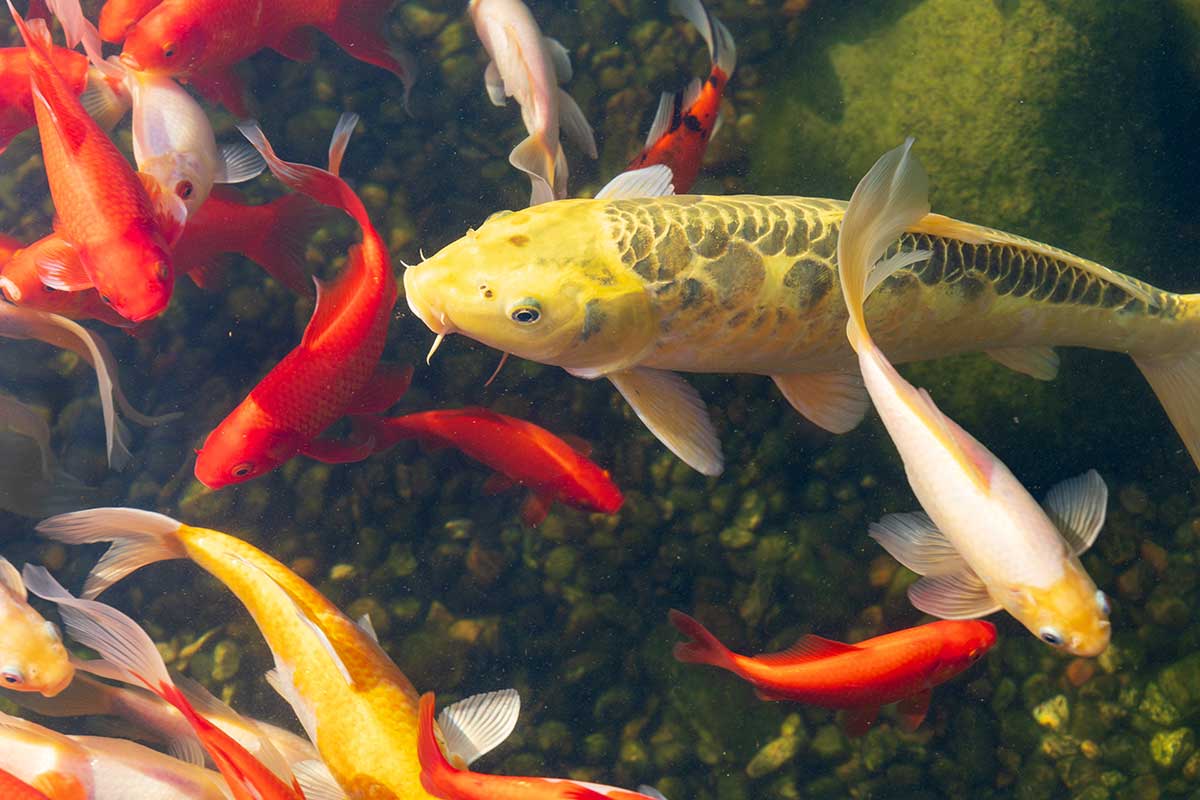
[119,0,415,104]
[22,565,306,800]
[419,692,667,800]
[0,234,133,327]
[623,0,735,193]
[362,407,623,526]
[194,114,403,488]
[7,3,176,323]
[669,611,996,736]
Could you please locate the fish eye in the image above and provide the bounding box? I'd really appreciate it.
[162,42,176,59]
[1039,627,1064,647]
[508,299,541,324]
[1,667,23,686]
[1096,590,1110,616]
[176,180,194,200]
[231,462,254,478]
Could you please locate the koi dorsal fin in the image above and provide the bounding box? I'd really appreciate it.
[754,634,861,666]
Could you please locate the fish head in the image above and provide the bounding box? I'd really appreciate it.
[90,235,173,323]
[100,0,161,43]
[558,462,624,514]
[929,620,997,682]
[404,202,658,372]
[139,153,212,220]
[0,616,74,697]
[1007,557,1111,657]
[120,11,207,76]
[194,400,304,489]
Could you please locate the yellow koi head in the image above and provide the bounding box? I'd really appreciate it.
[404,200,658,373]
[0,612,74,697]
[1009,557,1111,657]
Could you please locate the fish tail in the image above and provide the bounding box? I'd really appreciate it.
[1133,303,1200,471]
[836,138,932,352]
[669,0,737,77]
[35,508,187,599]
[668,609,736,672]
[417,692,460,795]
[509,134,559,205]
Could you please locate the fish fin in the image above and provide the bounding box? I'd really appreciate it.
[519,492,553,526]
[80,68,130,130]
[213,142,266,184]
[483,61,507,105]
[543,36,572,83]
[595,165,675,200]
[166,733,208,767]
[841,706,879,738]
[868,512,966,576]
[837,138,930,346]
[437,688,521,766]
[264,666,318,746]
[293,759,347,800]
[344,362,414,414]
[268,25,318,62]
[482,473,516,495]
[0,556,25,600]
[137,173,187,245]
[510,135,556,205]
[985,346,1060,381]
[670,0,736,75]
[33,240,90,291]
[898,688,932,732]
[667,609,737,671]
[240,193,323,296]
[44,0,102,59]
[1133,345,1200,472]
[754,634,861,666]
[187,67,252,118]
[31,771,87,800]
[643,91,678,149]
[908,569,999,620]
[301,431,375,464]
[638,787,670,800]
[560,433,592,456]
[21,564,173,690]
[356,612,378,643]
[608,367,723,476]
[1041,469,1108,556]
[772,370,869,434]
[34,507,187,599]
[558,88,597,159]
[863,249,932,299]
[326,111,359,176]
[680,77,703,111]
[186,259,227,291]
[319,0,417,101]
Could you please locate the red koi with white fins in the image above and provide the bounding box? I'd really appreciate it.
[669,610,996,736]
[623,0,736,193]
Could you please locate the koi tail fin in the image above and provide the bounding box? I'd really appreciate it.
[670,0,737,78]
[836,138,932,352]
[418,692,460,796]
[668,609,736,672]
[35,508,187,598]
[1134,315,1200,471]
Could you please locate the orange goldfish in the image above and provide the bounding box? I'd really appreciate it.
[0,557,73,697]
[0,234,135,328]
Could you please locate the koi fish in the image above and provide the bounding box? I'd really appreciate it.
[0,301,179,468]
[118,0,415,106]
[360,407,622,526]
[0,557,73,697]
[418,691,668,800]
[623,0,736,194]
[402,160,1200,481]
[35,508,522,800]
[469,0,596,204]
[0,710,231,799]
[194,114,403,488]
[668,610,996,736]
[6,3,176,323]
[837,140,1111,655]
[23,565,305,800]
[0,234,136,327]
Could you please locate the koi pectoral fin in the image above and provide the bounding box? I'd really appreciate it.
[908,570,1000,620]
[1041,469,1108,555]
[772,370,870,434]
[985,346,1060,381]
[608,367,723,476]
[897,688,932,732]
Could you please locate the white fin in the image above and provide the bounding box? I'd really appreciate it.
[558,89,597,159]
[0,556,25,599]
[863,249,931,298]
[167,733,208,767]
[483,61,507,106]
[356,612,378,643]
[669,0,736,76]
[437,688,520,767]
[294,610,355,688]
[213,142,267,184]
[509,135,557,205]
[1134,349,1200,472]
[293,759,347,800]
[35,508,186,599]
[542,36,572,83]
[265,664,319,745]
[1042,469,1107,556]
[596,165,675,200]
[908,569,999,620]
[985,346,1060,381]
[609,367,723,475]
[45,0,105,65]
[638,788,669,800]
[327,112,359,177]
[680,77,702,111]
[80,69,130,130]
[772,371,869,434]
[643,92,677,149]
[869,512,967,576]
[21,564,173,689]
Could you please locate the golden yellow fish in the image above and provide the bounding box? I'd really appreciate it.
[403,186,1200,475]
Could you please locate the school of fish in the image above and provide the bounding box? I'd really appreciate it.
[0,0,1191,795]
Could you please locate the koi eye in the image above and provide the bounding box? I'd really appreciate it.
[1096,590,1110,616]
[162,42,176,59]
[508,299,541,324]
[1,667,23,686]
[231,462,253,478]
[1039,627,1064,647]
[176,180,194,200]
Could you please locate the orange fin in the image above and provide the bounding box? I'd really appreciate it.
[31,771,87,800]
[186,259,228,291]
[301,431,376,464]
[897,688,932,732]
[344,361,414,414]
[520,493,553,527]
[841,706,879,738]
[34,239,91,291]
[753,634,861,666]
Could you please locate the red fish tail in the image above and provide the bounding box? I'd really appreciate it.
[668,609,737,672]
[418,692,460,796]
[321,0,416,107]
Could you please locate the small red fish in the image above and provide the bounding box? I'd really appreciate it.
[194,114,404,488]
[669,611,996,736]
[623,0,736,193]
[419,692,665,800]
[0,234,134,327]
[362,407,623,526]
[7,2,176,324]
